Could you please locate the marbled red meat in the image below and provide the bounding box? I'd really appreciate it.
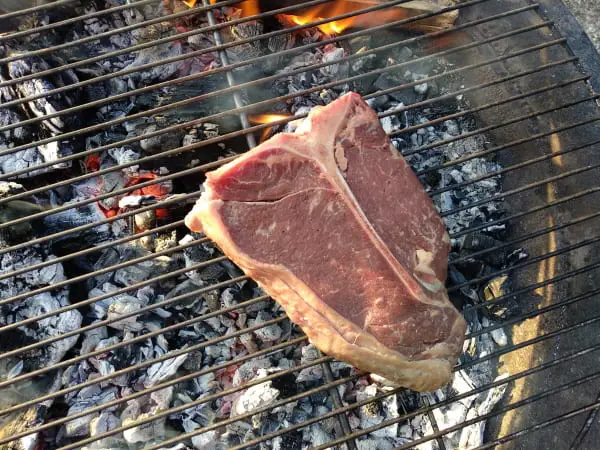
[185,92,466,391]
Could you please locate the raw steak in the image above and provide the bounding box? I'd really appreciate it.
[185,92,466,392]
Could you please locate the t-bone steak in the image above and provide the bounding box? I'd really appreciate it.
[185,92,467,392]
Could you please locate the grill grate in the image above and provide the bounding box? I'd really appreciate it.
[0,0,599,449]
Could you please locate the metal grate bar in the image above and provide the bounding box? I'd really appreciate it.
[129,315,600,450]
[431,135,600,198]
[441,158,600,219]
[232,342,600,449]
[0,0,161,41]
[466,285,600,340]
[451,210,600,266]
[308,319,600,450]
[0,43,565,222]
[0,0,456,87]
[463,258,600,317]
[318,350,359,450]
[0,0,334,109]
[1,120,597,311]
[2,285,598,447]
[478,401,600,450]
[1,255,600,444]
[0,336,318,445]
[3,192,596,370]
[0,5,540,159]
[391,371,600,450]
[383,75,590,137]
[410,94,600,165]
[0,38,570,232]
[569,391,600,449]
[0,0,239,64]
[452,186,600,239]
[0,0,77,20]
[448,234,600,294]
[1,183,594,357]
[204,0,257,148]
[0,312,289,394]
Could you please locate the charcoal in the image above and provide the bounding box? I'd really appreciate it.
[8,57,81,135]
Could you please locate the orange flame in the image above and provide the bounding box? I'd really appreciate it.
[249,113,292,142]
[249,113,292,125]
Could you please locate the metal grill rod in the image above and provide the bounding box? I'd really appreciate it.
[0,237,209,303]
[441,157,600,219]
[64,371,363,450]
[1,115,597,310]
[0,0,335,108]
[391,371,600,450]
[0,61,577,268]
[5,203,598,374]
[0,0,76,20]
[310,320,600,450]
[0,5,538,154]
[0,0,162,41]
[4,185,595,346]
[0,336,323,446]
[4,244,599,432]
[0,0,240,64]
[453,185,600,238]
[0,36,565,205]
[0,311,289,393]
[4,282,598,447]
[462,252,600,316]
[5,143,589,291]
[0,39,569,228]
[2,128,597,313]
[0,218,186,283]
[449,234,600,295]
[0,0,453,88]
[141,316,600,450]
[234,342,600,449]
[466,285,600,340]
[410,94,600,165]
[568,392,600,449]
[452,209,600,266]
[477,401,600,450]
[431,137,600,197]
[383,75,590,138]
[0,69,586,249]
[0,192,199,256]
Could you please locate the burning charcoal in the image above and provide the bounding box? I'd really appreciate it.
[144,348,188,387]
[127,42,183,84]
[121,388,173,444]
[232,378,279,417]
[0,108,30,143]
[64,387,119,437]
[302,423,331,447]
[8,57,80,135]
[249,311,282,343]
[139,125,185,154]
[226,20,265,64]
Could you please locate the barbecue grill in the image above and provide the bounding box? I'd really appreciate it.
[0,0,599,448]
